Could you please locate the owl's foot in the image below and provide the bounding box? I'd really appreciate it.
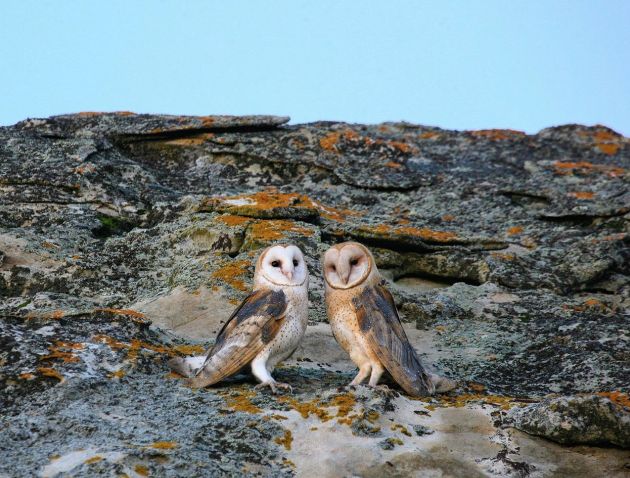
[254,380,292,395]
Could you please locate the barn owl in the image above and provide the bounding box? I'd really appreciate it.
[323,242,455,396]
[169,244,309,393]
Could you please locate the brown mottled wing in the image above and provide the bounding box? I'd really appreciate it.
[353,284,434,396]
[187,289,287,388]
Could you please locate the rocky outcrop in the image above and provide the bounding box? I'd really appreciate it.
[1,113,629,477]
[508,395,630,448]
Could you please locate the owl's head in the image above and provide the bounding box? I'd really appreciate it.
[255,244,308,287]
[323,242,374,289]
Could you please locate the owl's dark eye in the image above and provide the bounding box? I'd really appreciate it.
[350,258,359,266]
[331,265,336,271]
[271,260,280,268]
[293,259,299,267]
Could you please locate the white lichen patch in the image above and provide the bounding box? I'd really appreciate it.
[40,448,125,477]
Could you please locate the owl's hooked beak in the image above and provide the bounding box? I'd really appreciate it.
[282,265,294,281]
[337,258,351,285]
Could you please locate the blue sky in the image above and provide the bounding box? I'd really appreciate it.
[1,1,629,134]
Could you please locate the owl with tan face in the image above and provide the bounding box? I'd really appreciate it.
[323,241,454,396]
[169,244,309,393]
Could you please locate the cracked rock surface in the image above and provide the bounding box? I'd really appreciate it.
[1,113,629,477]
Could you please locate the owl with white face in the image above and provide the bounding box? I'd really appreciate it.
[169,244,309,393]
[323,241,454,396]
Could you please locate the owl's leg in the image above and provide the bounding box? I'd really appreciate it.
[367,362,385,387]
[349,363,372,386]
[251,356,292,394]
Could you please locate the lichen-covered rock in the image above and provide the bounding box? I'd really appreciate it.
[1,113,629,476]
[508,395,630,448]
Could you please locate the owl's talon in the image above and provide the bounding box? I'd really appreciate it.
[274,382,293,394]
[255,381,292,394]
[255,381,277,394]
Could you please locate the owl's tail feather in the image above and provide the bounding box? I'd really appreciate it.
[429,373,458,393]
[168,356,205,378]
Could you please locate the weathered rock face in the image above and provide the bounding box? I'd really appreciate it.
[1,113,629,477]
[508,395,630,448]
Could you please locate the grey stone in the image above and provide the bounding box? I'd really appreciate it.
[508,395,630,448]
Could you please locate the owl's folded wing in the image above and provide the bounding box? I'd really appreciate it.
[185,288,288,388]
[353,284,434,396]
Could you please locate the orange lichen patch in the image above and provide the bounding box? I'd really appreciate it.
[126,339,170,362]
[567,191,595,200]
[42,240,60,249]
[204,190,361,223]
[468,382,486,392]
[391,423,412,437]
[92,334,128,350]
[37,367,64,382]
[282,458,296,468]
[249,219,314,242]
[441,214,455,222]
[596,143,620,155]
[314,202,361,222]
[92,334,179,364]
[387,141,413,153]
[220,389,262,414]
[266,414,289,421]
[435,393,531,410]
[581,129,620,142]
[596,391,630,408]
[521,237,538,249]
[41,341,84,363]
[54,341,84,350]
[469,129,526,141]
[211,259,250,292]
[84,456,103,464]
[320,132,342,152]
[274,430,293,451]
[574,298,608,312]
[419,131,441,140]
[602,233,627,242]
[385,161,403,169]
[328,393,356,418]
[164,134,215,147]
[365,223,459,243]
[199,116,216,127]
[19,372,35,380]
[216,214,251,226]
[554,161,595,172]
[134,464,149,477]
[577,129,624,156]
[32,309,66,320]
[96,308,147,321]
[320,129,416,154]
[109,369,126,379]
[172,344,205,355]
[280,393,361,426]
[553,161,625,178]
[278,396,333,422]
[77,111,136,117]
[205,191,313,214]
[490,252,516,261]
[149,441,178,450]
[73,164,96,175]
[506,226,523,236]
